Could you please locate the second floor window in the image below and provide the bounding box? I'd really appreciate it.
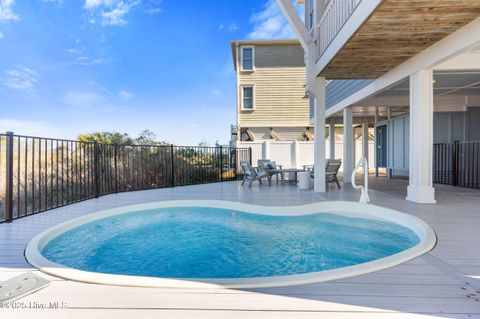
[242,86,254,109]
[241,47,254,71]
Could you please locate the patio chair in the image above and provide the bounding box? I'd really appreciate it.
[257,160,283,183]
[240,161,271,187]
[309,159,342,189]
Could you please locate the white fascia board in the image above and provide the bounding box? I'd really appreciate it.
[315,0,383,76]
[435,53,480,71]
[325,16,480,118]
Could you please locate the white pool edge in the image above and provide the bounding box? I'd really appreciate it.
[25,200,437,289]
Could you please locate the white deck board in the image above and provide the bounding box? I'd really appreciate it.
[0,178,479,318]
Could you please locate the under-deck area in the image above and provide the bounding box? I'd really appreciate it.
[319,0,480,79]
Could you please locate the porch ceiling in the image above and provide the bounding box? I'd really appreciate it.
[329,69,480,119]
[320,0,480,79]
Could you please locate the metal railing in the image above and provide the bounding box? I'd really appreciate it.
[0,132,251,223]
[317,0,363,60]
[433,141,480,189]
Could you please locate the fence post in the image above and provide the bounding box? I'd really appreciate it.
[93,141,100,198]
[114,144,118,193]
[233,148,237,180]
[249,147,252,166]
[5,132,14,222]
[219,146,223,182]
[170,144,175,187]
[452,140,459,186]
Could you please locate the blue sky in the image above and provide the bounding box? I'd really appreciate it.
[0,0,298,145]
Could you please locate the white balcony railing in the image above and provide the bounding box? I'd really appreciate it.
[316,0,363,61]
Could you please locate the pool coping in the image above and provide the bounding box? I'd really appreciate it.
[25,200,437,289]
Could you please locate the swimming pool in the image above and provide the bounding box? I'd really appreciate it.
[26,200,436,288]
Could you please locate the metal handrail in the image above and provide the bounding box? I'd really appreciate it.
[351,157,370,203]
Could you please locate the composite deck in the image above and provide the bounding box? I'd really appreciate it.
[1,177,480,318]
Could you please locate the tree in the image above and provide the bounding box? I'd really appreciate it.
[135,130,168,146]
[198,139,209,147]
[77,131,134,145]
[77,130,168,145]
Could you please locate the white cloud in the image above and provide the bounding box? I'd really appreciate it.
[42,0,63,4]
[144,0,162,15]
[0,0,20,22]
[83,0,139,26]
[102,1,138,26]
[65,45,111,66]
[247,0,302,40]
[74,56,111,65]
[145,7,162,15]
[0,119,59,137]
[63,90,108,109]
[219,22,238,33]
[0,32,4,39]
[84,0,115,9]
[1,66,38,91]
[118,90,134,101]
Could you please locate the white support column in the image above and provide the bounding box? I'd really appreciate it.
[343,108,354,183]
[313,77,326,193]
[329,123,335,160]
[406,69,436,204]
[262,140,270,160]
[362,122,369,164]
[292,140,300,168]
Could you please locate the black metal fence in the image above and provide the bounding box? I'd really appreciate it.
[433,140,480,189]
[0,132,251,223]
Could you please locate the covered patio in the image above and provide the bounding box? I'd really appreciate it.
[1,178,480,318]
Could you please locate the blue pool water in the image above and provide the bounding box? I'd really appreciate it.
[42,207,420,278]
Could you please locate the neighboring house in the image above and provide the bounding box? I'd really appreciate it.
[230,40,313,144]
[277,0,480,202]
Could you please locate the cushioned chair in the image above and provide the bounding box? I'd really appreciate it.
[240,161,270,187]
[257,160,283,183]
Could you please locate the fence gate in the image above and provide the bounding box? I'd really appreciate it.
[433,141,480,189]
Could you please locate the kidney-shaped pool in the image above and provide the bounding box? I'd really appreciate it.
[26,200,436,288]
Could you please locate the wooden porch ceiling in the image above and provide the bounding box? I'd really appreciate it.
[321,0,480,79]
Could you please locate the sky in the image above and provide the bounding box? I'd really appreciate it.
[0,0,300,145]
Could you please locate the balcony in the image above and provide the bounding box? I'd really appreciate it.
[315,0,480,79]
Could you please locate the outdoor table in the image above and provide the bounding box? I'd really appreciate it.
[273,168,306,184]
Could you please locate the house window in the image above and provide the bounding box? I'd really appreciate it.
[241,47,254,71]
[242,86,254,109]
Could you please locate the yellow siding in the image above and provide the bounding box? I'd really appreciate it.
[237,44,310,127]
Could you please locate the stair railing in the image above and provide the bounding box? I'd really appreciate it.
[351,157,370,203]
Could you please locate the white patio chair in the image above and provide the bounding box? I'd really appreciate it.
[257,160,283,183]
[309,159,342,189]
[240,161,271,187]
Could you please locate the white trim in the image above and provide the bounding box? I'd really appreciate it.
[240,85,255,110]
[276,0,312,50]
[26,200,437,289]
[240,45,255,72]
